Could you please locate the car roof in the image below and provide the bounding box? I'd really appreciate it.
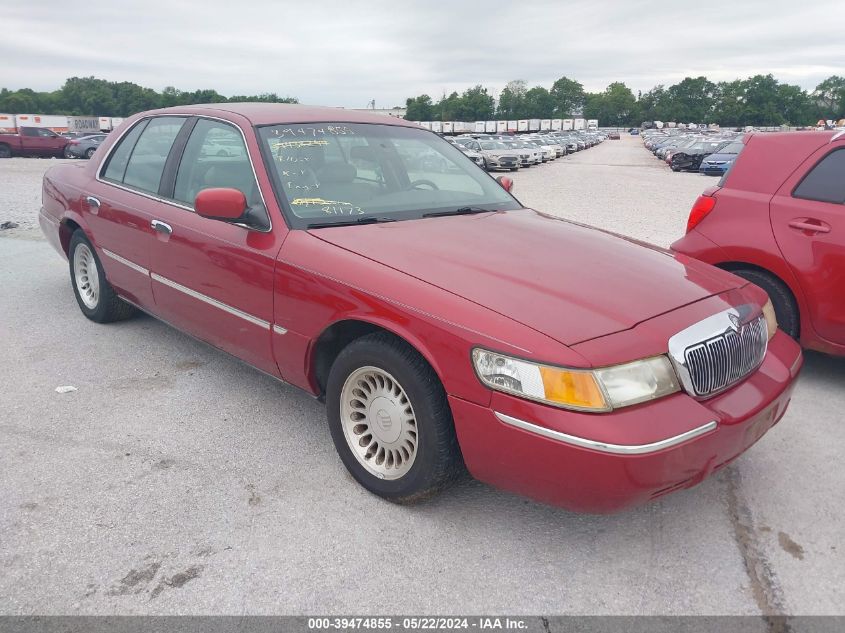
[139,102,422,128]
[724,131,842,193]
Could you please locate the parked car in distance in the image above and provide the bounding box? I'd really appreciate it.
[670,140,730,172]
[501,139,535,167]
[475,139,520,171]
[446,138,486,169]
[673,130,845,356]
[65,134,108,159]
[0,126,69,158]
[40,104,801,513]
[699,140,745,176]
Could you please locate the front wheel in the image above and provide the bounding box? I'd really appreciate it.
[63,146,75,159]
[326,332,464,503]
[69,230,136,323]
[85,148,96,159]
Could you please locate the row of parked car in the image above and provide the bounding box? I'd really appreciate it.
[446,130,607,172]
[642,129,745,176]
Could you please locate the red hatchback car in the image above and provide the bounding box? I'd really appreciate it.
[40,104,802,513]
[673,130,845,357]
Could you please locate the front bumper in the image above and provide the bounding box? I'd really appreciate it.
[450,331,802,513]
[486,155,519,170]
[700,164,728,176]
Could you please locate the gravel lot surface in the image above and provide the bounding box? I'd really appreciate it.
[1,138,843,617]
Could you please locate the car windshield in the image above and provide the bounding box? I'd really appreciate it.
[479,140,506,149]
[258,122,520,227]
[719,142,744,154]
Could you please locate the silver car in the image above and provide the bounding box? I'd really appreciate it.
[447,138,487,169]
[64,134,108,159]
[455,137,519,171]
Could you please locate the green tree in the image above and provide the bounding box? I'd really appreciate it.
[812,75,845,119]
[522,86,554,118]
[404,94,435,121]
[436,91,462,121]
[740,74,786,126]
[664,76,717,123]
[549,76,584,117]
[637,85,669,123]
[457,85,494,120]
[584,82,637,126]
[496,80,527,119]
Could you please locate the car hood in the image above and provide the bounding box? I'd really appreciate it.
[702,153,737,162]
[308,209,744,347]
[481,149,517,157]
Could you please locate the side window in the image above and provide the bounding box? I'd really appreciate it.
[173,118,258,208]
[103,120,148,182]
[38,128,56,137]
[793,149,845,204]
[21,128,38,137]
[122,117,187,194]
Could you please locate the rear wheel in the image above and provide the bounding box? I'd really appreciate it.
[84,148,96,159]
[731,268,800,339]
[69,230,136,323]
[63,146,74,159]
[326,332,464,503]
[0,143,12,158]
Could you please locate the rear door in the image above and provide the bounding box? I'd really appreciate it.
[145,115,287,377]
[88,116,188,308]
[770,141,845,344]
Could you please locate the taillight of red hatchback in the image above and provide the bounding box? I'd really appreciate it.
[686,194,716,233]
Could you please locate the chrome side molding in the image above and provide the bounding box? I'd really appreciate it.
[495,412,717,455]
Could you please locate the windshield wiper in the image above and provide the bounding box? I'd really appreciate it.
[307,216,397,229]
[422,207,494,218]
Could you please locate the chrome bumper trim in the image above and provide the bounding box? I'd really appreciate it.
[150,272,270,329]
[494,412,718,455]
[102,248,150,276]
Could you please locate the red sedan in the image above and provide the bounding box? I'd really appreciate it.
[672,130,845,357]
[40,104,802,513]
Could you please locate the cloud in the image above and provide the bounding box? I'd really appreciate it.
[2,0,842,107]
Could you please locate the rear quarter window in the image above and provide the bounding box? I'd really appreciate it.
[793,148,845,204]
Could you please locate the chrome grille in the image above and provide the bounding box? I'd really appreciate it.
[668,308,768,399]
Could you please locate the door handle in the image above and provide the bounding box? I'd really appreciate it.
[85,196,100,215]
[788,218,831,234]
[151,220,173,235]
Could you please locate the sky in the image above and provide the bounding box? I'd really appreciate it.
[3,0,843,108]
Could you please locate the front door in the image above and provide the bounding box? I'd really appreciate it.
[146,116,286,377]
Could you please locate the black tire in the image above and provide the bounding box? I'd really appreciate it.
[68,230,136,323]
[85,148,96,159]
[63,146,75,159]
[325,332,464,503]
[0,143,11,158]
[731,268,800,339]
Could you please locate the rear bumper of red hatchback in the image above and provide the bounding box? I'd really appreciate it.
[450,331,802,513]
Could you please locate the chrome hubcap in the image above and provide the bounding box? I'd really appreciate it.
[73,243,100,309]
[340,366,418,480]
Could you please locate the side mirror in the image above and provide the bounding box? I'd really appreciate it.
[496,176,514,193]
[195,188,246,221]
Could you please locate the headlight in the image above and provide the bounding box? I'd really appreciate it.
[472,349,681,412]
[762,298,778,341]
